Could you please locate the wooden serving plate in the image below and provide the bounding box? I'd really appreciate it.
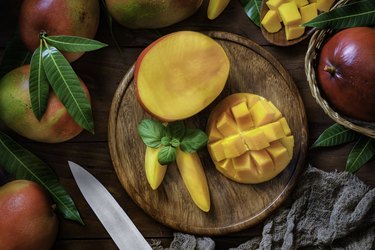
[108,31,308,235]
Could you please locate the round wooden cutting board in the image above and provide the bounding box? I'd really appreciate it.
[108,31,308,235]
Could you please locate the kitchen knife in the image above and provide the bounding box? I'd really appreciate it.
[68,161,152,250]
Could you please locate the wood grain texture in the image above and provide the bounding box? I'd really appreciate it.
[108,31,308,235]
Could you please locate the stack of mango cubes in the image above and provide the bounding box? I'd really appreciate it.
[261,0,336,40]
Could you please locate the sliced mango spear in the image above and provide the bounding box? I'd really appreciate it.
[176,149,210,212]
[145,147,167,190]
[207,0,231,20]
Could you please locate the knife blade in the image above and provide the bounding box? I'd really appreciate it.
[68,161,152,250]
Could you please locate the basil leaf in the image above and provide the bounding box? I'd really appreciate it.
[303,0,375,29]
[41,43,94,133]
[161,136,171,146]
[171,138,180,148]
[29,41,49,120]
[43,35,108,52]
[158,146,176,165]
[180,129,208,153]
[311,123,359,148]
[346,136,375,173]
[241,0,262,27]
[138,119,166,148]
[166,121,185,140]
[0,131,84,224]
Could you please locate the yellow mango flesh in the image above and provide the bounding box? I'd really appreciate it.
[317,0,335,12]
[145,147,167,190]
[207,0,231,20]
[207,93,294,184]
[285,24,305,40]
[136,31,229,121]
[300,3,318,23]
[261,10,282,33]
[176,150,210,212]
[278,2,301,25]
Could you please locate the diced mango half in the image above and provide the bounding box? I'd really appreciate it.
[300,3,318,23]
[285,24,305,41]
[317,0,335,12]
[206,93,294,184]
[261,10,282,33]
[278,2,301,26]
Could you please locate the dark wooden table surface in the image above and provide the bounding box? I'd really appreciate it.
[1,1,374,249]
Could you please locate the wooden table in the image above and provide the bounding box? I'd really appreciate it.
[1,1,374,249]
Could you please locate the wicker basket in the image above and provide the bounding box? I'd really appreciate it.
[305,0,375,138]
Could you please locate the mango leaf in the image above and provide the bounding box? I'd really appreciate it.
[0,131,84,224]
[241,0,262,27]
[303,0,375,29]
[346,136,375,173]
[43,35,108,52]
[311,123,359,148]
[41,43,94,133]
[29,42,49,120]
[0,31,31,78]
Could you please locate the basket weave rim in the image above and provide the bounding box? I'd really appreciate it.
[304,0,375,138]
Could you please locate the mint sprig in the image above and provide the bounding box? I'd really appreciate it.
[137,119,208,165]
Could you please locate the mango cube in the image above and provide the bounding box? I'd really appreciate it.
[217,159,236,177]
[222,134,248,158]
[207,140,226,162]
[317,0,335,12]
[261,10,282,33]
[293,0,308,7]
[278,2,302,25]
[285,24,305,40]
[280,135,294,157]
[266,141,290,169]
[300,3,318,24]
[242,128,270,150]
[216,112,238,137]
[208,128,223,142]
[231,101,254,131]
[268,101,282,121]
[250,100,276,126]
[260,121,285,142]
[279,117,291,136]
[266,0,285,10]
[250,150,274,174]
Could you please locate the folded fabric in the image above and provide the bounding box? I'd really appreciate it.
[153,165,375,250]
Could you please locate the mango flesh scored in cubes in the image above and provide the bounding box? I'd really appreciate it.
[261,10,282,33]
[317,0,335,12]
[207,93,294,184]
[300,3,318,23]
[216,111,238,137]
[278,2,301,26]
[285,24,305,41]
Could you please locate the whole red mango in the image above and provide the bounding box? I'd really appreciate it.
[19,0,100,62]
[317,27,375,122]
[0,65,90,143]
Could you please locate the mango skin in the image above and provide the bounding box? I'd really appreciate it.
[0,65,89,143]
[176,149,210,212]
[0,180,58,250]
[19,0,100,62]
[105,0,203,29]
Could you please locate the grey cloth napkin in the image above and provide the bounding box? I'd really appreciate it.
[152,165,375,250]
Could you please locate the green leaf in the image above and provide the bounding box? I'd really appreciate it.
[180,129,208,153]
[0,131,84,224]
[303,0,375,29]
[166,121,185,140]
[158,146,176,165]
[0,30,31,78]
[161,136,171,146]
[138,119,166,148]
[241,0,262,27]
[311,123,359,148]
[346,136,375,173]
[29,41,49,120]
[43,35,108,52]
[41,42,94,133]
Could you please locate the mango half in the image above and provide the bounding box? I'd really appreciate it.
[206,93,294,184]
